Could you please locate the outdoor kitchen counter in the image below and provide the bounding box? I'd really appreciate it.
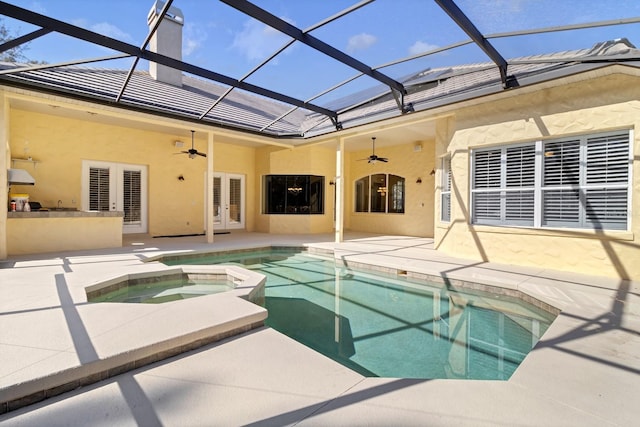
[8,210,123,218]
[7,211,124,255]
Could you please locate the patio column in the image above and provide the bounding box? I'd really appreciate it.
[335,137,345,243]
[206,131,215,244]
[0,96,8,259]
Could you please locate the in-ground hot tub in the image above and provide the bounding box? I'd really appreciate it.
[85,265,265,306]
[87,268,235,304]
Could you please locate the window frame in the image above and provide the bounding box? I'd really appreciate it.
[470,130,632,231]
[354,173,405,214]
[262,174,325,215]
[440,155,452,222]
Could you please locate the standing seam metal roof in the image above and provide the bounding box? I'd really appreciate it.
[0,39,639,138]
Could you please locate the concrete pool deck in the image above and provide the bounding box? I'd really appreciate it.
[0,232,638,426]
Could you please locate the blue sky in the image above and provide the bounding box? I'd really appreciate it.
[2,0,640,105]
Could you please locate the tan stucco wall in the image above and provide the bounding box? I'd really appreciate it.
[434,72,640,280]
[212,140,256,232]
[1,93,9,258]
[254,144,336,233]
[8,109,256,237]
[344,140,435,237]
[7,216,122,254]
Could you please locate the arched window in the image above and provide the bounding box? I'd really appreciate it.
[355,174,405,213]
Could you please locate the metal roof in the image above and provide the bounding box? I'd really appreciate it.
[0,1,639,139]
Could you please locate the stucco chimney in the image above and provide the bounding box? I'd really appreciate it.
[148,1,184,86]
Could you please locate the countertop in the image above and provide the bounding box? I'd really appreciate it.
[8,210,124,218]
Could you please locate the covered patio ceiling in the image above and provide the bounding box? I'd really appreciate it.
[0,0,639,144]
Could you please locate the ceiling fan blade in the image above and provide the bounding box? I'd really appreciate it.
[379,158,389,162]
[196,152,207,157]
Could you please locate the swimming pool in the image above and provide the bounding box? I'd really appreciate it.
[164,249,556,380]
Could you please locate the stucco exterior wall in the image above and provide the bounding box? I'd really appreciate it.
[344,140,435,237]
[212,140,256,232]
[7,216,122,254]
[8,109,255,237]
[1,93,9,258]
[434,73,640,280]
[254,144,336,234]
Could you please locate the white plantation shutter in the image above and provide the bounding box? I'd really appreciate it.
[213,176,221,222]
[505,145,535,225]
[472,131,630,231]
[506,145,535,187]
[123,169,141,224]
[543,140,580,186]
[89,167,110,211]
[472,148,502,224]
[472,192,501,223]
[586,134,629,184]
[542,139,581,227]
[585,188,628,228]
[584,133,629,229]
[473,149,501,189]
[542,133,629,229]
[441,156,452,222]
[229,177,242,223]
[542,189,580,225]
[472,144,535,226]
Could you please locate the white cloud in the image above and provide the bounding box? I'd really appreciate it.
[346,33,376,54]
[90,22,131,42]
[408,40,439,56]
[28,1,46,14]
[184,22,207,56]
[231,18,290,62]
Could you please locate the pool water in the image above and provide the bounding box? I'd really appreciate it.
[89,277,233,304]
[165,250,555,380]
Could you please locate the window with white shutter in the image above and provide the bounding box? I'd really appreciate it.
[584,134,629,230]
[83,161,148,233]
[89,167,110,211]
[229,177,242,223]
[472,144,535,226]
[505,145,535,225]
[441,156,452,222]
[471,131,630,231]
[123,169,142,224]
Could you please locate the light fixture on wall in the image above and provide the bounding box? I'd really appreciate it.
[429,169,436,176]
[416,177,422,184]
[178,175,185,181]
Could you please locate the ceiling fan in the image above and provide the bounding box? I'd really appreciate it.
[359,137,388,163]
[176,130,206,159]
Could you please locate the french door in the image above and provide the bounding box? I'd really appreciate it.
[212,173,245,230]
[82,160,148,234]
